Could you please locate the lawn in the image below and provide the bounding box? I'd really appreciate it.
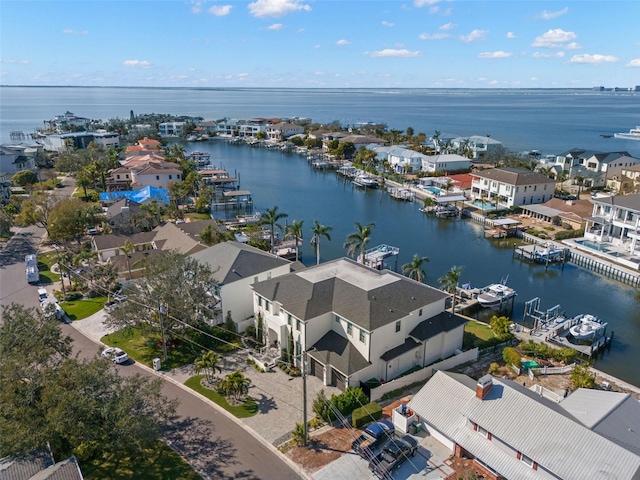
[37,252,60,284]
[463,320,497,350]
[185,375,258,418]
[82,441,201,480]
[185,212,212,221]
[62,296,107,320]
[102,326,202,370]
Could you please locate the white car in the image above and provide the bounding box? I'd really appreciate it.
[102,347,129,364]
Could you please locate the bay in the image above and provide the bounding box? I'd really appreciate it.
[1,86,640,386]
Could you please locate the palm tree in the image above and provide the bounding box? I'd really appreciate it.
[260,206,288,254]
[120,240,135,279]
[310,219,332,265]
[344,222,375,264]
[402,254,429,283]
[218,370,250,402]
[284,219,304,261]
[422,197,436,213]
[192,350,223,385]
[439,265,464,313]
[432,130,441,153]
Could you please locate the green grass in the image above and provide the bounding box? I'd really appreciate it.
[185,212,212,221]
[62,296,107,320]
[185,375,258,418]
[37,252,61,284]
[82,441,201,480]
[463,320,497,350]
[102,326,201,370]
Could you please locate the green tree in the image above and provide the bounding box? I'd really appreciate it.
[502,346,521,368]
[256,312,264,344]
[12,170,38,187]
[344,221,375,264]
[310,219,332,265]
[438,265,464,313]
[401,254,429,282]
[200,224,215,246]
[0,210,13,238]
[259,206,288,254]
[192,350,223,384]
[217,370,250,402]
[120,240,135,279]
[284,219,304,261]
[570,364,596,390]
[16,190,62,234]
[48,198,103,244]
[75,169,92,199]
[490,315,512,337]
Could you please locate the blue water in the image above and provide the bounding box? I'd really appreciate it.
[2,86,640,385]
[424,187,444,196]
[469,200,497,211]
[576,240,611,253]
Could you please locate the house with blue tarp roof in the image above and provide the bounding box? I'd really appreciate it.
[99,185,169,204]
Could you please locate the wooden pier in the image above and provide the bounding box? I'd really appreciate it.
[388,187,415,202]
[513,242,569,269]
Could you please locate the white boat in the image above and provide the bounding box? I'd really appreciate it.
[569,314,607,340]
[236,211,261,224]
[614,126,640,140]
[353,173,379,188]
[477,278,516,307]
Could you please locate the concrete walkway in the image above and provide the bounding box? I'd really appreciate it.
[71,310,340,446]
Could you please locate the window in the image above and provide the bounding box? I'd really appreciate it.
[335,315,341,324]
[359,329,366,343]
[347,322,353,335]
[258,297,263,307]
[418,308,423,317]
[156,175,160,181]
[116,174,120,179]
[254,276,258,283]
[477,426,489,438]
[265,301,271,312]
[395,321,401,332]
[169,175,173,180]
[296,319,301,331]
[520,453,534,468]
[288,314,292,326]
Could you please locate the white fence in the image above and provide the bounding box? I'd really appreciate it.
[531,363,575,375]
[369,348,479,402]
[531,384,563,403]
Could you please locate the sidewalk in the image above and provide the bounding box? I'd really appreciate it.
[71,310,340,445]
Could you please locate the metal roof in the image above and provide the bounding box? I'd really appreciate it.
[520,204,563,218]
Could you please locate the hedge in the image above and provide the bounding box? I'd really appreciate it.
[352,402,383,428]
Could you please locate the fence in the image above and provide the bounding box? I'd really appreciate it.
[531,384,563,403]
[368,348,479,402]
[478,338,518,358]
[530,363,575,376]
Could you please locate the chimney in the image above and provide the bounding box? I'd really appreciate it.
[476,374,493,400]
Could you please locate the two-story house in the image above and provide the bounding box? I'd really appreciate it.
[409,371,640,480]
[266,122,304,141]
[158,122,186,137]
[584,193,640,256]
[422,153,472,173]
[190,242,294,331]
[554,149,640,188]
[251,258,466,391]
[450,135,503,159]
[471,167,556,207]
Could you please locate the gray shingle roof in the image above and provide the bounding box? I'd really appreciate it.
[308,330,371,376]
[0,449,54,480]
[28,457,84,480]
[473,167,556,186]
[251,258,448,330]
[592,193,640,212]
[409,311,467,341]
[190,241,291,285]
[380,337,422,362]
[92,231,156,251]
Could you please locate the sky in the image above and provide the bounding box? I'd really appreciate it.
[1,0,639,89]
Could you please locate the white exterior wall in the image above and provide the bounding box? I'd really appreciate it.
[332,315,371,360]
[302,311,334,350]
[423,423,455,451]
[92,133,120,149]
[472,178,553,207]
[135,172,181,189]
[159,122,186,137]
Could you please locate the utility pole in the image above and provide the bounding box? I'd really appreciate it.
[52,244,65,298]
[158,302,168,361]
[302,349,308,446]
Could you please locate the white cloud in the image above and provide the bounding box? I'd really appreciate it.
[0,58,30,65]
[570,54,618,64]
[419,33,449,40]
[191,1,203,14]
[208,5,232,16]
[429,6,439,14]
[532,29,576,48]
[531,77,538,81]
[336,39,350,45]
[123,60,151,68]
[238,73,248,79]
[62,29,88,35]
[296,28,304,33]
[565,42,581,50]
[381,20,394,27]
[537,7,569,20]
[532,51,565,58]
[267,23,283,30]
[414,0,439,6]
[460,29,488,43]
[627,59,640,67]
[440,22,455,31]
[248,0,311,18]
[478,51,512,59]
[364,49,421,58]
[506,32,516,39]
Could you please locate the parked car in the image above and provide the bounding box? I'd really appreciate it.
[102,347,129,364]
[351,419,395,458]
[368,434,418,479]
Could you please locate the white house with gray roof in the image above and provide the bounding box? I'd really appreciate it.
[584,193,640,258]
[190,241,294,331]
[251,258,466,390]
[408,371,640,480]
[471,167,556,207]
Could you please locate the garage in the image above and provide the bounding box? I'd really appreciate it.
[310,357,324,381]
[331,368,347,391]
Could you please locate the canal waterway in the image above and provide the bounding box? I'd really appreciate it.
[192,139,640,386]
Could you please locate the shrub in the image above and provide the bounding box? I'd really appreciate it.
[502,346,521,368]
[291,422,306,446]
[487,362,501,375]
[554,228,584,241]
[64,291,83,301]
[352,402,382,428]
[571,364,595,390]
[309,416,324,429]
[489,315,511,337]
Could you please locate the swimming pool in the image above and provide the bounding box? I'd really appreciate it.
[575,240,610,253]
[424,186,444,195]
[469,200,497,210]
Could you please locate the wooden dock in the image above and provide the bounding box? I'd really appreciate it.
[513,242,569,269]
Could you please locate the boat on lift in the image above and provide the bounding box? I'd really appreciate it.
[477,277,516,307]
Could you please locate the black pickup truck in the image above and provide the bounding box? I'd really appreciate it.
[368,434,418,479]
[351,419,395,458]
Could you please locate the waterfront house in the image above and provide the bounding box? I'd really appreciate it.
[115,154,182,190]
[238,119,269,138]
[450,135,503,159]
[266,122,304,141]
[42,111,90,132]
[190,241,294,331]
[408,371,640,480]
[584,193,640,255]
[251,258,466,390]
[0,145,37,175]
[421,153,473,173]
[470,167,556,207]
[158,121,186,137]
[105,198,143,233]
[607,164,640,194]
[518,197,593,230]
[554,149,640,188]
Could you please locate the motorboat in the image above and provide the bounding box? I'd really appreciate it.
[477,279,516,307]
[569,314,607,340]
[614,126,640,140]
[353,173,379,188]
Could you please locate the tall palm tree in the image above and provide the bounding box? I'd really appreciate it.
[310,219,332,265]
[432,130,441,153]
[120,240,135,279]
[344,222,375,264]
[284,219,304,261]
[192,350,223,384]
[402,254,429,283]
[219,370,250,402]
[439,265,464,313]
[260,206,288,254]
